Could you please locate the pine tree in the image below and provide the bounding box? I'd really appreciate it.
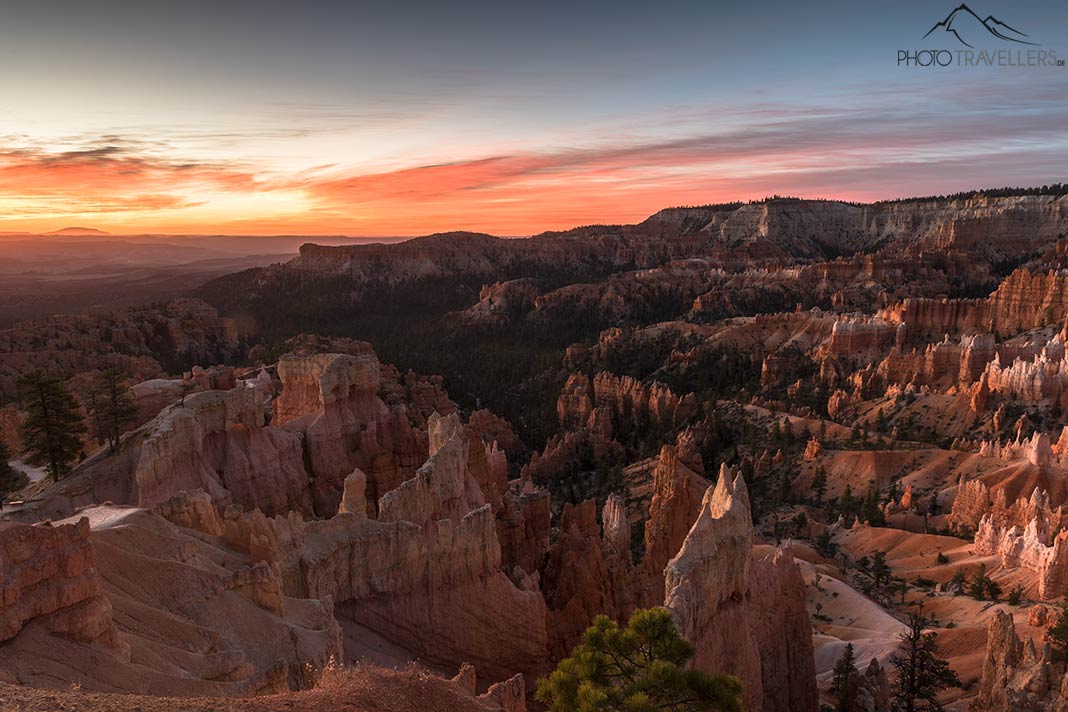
[84,368,138,453]
[18,371,87,482]
[949,568,968,594]
[815,529,838,557]
[862,487,886,526]
[811,467,828,504]
[831,642,860,712]
[536,607,743,712]
[890,612,961,712]
[839,485,856,519]
[1046,593,1068,671]
[871,550,890,589]
[968,564,990,600]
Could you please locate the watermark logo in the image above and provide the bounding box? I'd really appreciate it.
[898,3,1063,68]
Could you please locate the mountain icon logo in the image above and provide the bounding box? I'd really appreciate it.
[923,4,1038,48]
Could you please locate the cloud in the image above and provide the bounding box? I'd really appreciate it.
[0,138,262,216]
[286,95,1068,233]
[2,80,1067,235]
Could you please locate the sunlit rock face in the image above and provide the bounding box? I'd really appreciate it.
[664,470,817,712]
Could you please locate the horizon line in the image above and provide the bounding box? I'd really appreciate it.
[6,183,1065,240]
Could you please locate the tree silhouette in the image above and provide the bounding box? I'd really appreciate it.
[83,367,138,453]
[889,612,961,712]
[831,642,860,711]
[18,371,86,482]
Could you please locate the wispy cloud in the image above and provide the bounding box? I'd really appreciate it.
[1,80,1066,235]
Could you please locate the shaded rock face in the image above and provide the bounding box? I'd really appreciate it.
[664,470,818,712]
[0,517,121,649]
[220,412,550,686]
[274,352,428,515]
[641,446,710,605]
[542,499,615,658]
[972,609,1068,712]
[540,495,638,660]
[135,385,314,516]
[496,484,551,576]
[19,506,341,697]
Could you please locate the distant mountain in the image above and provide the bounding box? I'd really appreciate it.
[41,226,112,236]
[923,3,1037,48]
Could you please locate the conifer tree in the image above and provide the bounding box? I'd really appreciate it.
[18,371,86,482]
[831,642,860,712]
[811,467,827,504]
[536,607,743,712]
[890,612,961,712]
[84,367,138,453]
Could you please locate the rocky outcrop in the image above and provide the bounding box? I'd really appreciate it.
[134,385,313,516]
[641,446,709,604]
[663,470,817,712]
[950,476,1063,535]
[274,352,428,515]
[542,499,616,658]
[0,518,121,649]
[463,279,541,324]
[882,267,1068,343]
[826,316,900,357]
[220,413,550,685]
[496,482,552,576]
[589,372,696,431]
[975,514,1068,599]
[153,489,225,535]
[972,609,1068,711]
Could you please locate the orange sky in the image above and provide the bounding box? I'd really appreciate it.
[2,1,1067,237]
[3,104,1066,238]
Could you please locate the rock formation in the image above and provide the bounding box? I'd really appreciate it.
[0,517,121,649]
[972,609,1068,711]
[135,385,313,516]
[274,351,428,515]
[641,446,709,604]
[218,412,550,685]
[975,514,1068,599]
[664,470,817,712]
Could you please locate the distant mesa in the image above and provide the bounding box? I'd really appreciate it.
[41,226,112,236]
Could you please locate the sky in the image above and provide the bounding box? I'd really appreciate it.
[0,0,1066,236]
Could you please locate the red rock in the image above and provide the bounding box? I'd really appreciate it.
[973,609,1067,711]
[0,517,122,649]
[542,499,615,658]
[641,446,709,605]
[663,470,817,712]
